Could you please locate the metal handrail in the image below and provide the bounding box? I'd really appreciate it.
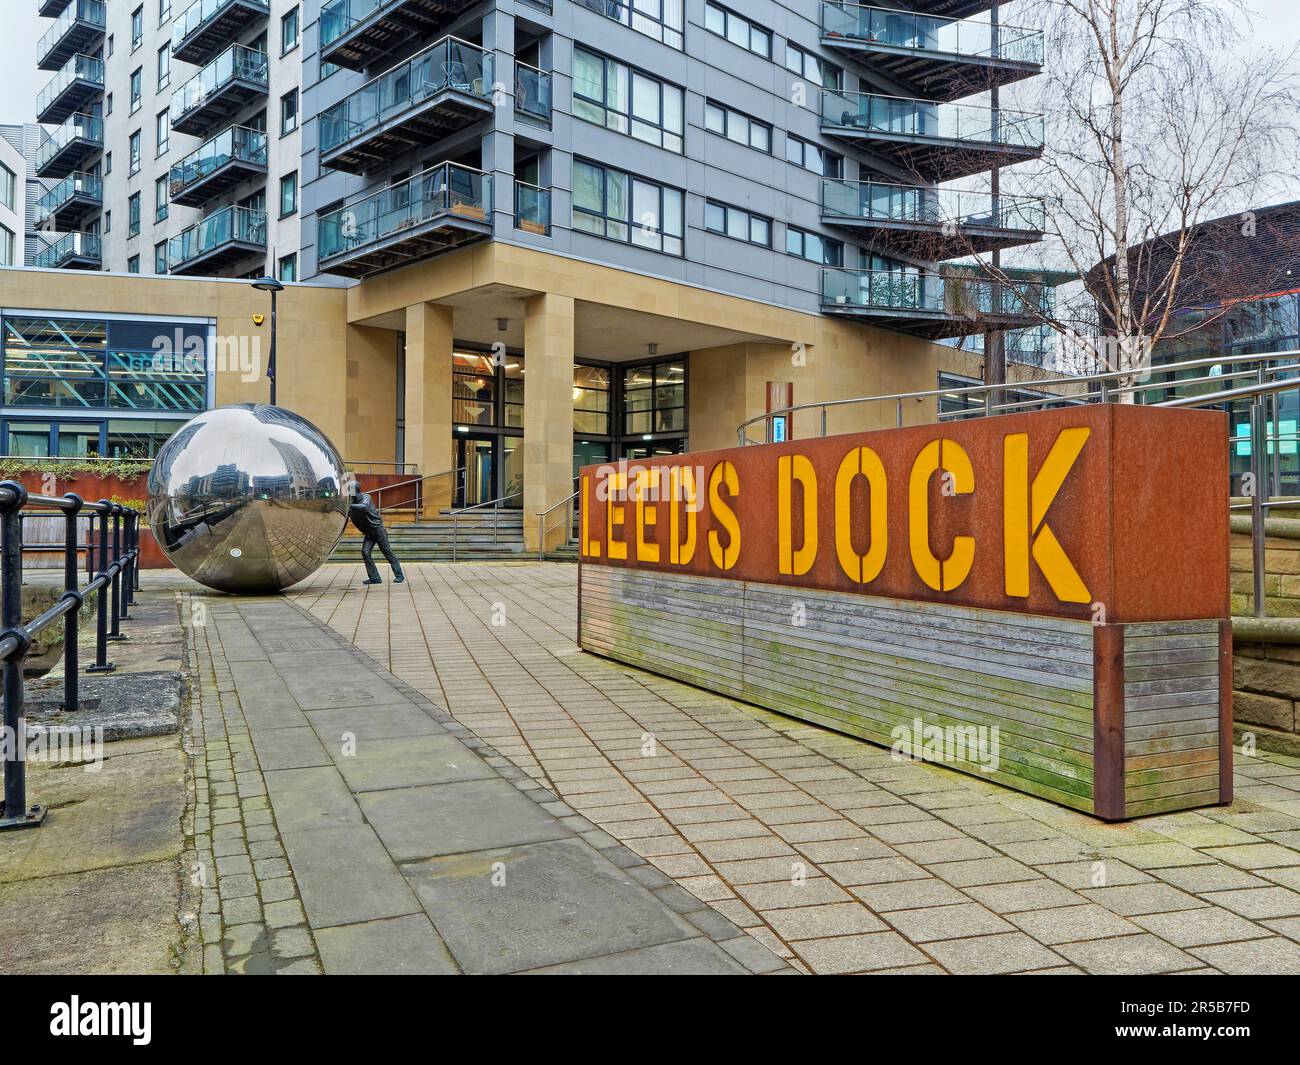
[368,465,464,517]
[536,481,579,561]
[451,489,522,562]
[0,483,142,830]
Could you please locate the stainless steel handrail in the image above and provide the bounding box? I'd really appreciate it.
[536,485,579,561]
[451,489,522,562]
[369,465,464,516]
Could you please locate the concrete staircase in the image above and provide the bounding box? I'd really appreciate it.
[330,509,527,563]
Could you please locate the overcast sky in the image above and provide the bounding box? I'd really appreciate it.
[2,2,1295,127]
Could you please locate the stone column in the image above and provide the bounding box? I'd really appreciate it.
[523,292,575,552]
[404,302,455,514]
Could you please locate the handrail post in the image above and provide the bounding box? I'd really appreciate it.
[0,480,41,829]
[132,510,141,593]
[120,510,134,616]
[821,405,828,437]
[452,512,458,563]
[109,504,125,636]
[88,500,114,673]
[1251,401,1268,618]
[61,493,84,713]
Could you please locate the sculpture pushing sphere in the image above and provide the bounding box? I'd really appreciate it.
[147,405,350,594]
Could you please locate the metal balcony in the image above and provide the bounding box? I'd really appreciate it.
[319,0,479,71]
[39,0,74,17]
[169,205,266,275]
[172,0,269,66]
[34,113,103,179]
[905,1,1003,17]
[36,53,104,125]
[318,37,493,175]
[820,179,1043,258]
[820,90,1042,182]
[514,61,552,125]
[514,181,550,235]
[38,0,105,71]
[169,125,268,207]
[170,44,269,138]
[317,162,492,279]
[35,172,103,230]
[819,3,1041,100]
[821,268,1048,338]
[34,232,101,270]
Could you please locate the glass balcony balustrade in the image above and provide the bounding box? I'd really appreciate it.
[514,61,552,123]
[821,179,1044,232]
[514,181,550,234]
[820,2,1043,65]
[170,43,268,130]
[822,268,1048,317]
[35,172,103,227]
[38,0,106,70]
[34,232,101,270]
[172,0,269,52]
[169,125,267,201]
[318,36,493,156]
[169,204,266,269]
[35,113,102,175]
[821,90,1043,148]
[319,0,388,48]
[36,53,104,122]
[318,162,490,262]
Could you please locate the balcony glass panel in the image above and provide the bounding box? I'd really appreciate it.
[822,268,1048,315]
[318,162,490,260]
[32,233,101,272]
[35,172,103,225]
[821,90,1043,148]
[318,37,493,155]
[173,0,269,50]
[821,180,1043,231]
[820,3,1043,65]
[38,0,106,61]
[169,204,266,267]
[169,125,267,198]
[171,44,269,126]
[515,62,552,123]
[35,114,103,172]
[319,0,387,48]
[515,181,550,234]
[37,54,104,116]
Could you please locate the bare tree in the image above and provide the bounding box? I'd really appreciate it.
[965,0,1298,385]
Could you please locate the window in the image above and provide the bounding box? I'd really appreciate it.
[104,152,112,175]
[281,7,300,54]
[127,255,140,274]
[158,45,171,90]
[784,43,842,90]
[785,135,843,177]
[572,49,684,153]
[279,172,298,217]
[128,193,141,238]
[278,253,297,283]
[573,364,610,435]
[585,0,684,51]
[704,101,771,153]
[572,160,684,255]
[131,6,143,50]
[280,90,299,135]
[159,0,171,22]
[704,3,771,58]
[156,110,169,156]
[705,200,771,247]
[129,131,142,175]
[103,210,112,234]
[786,226,843,267]
[623,360,685,435]
[154,241,167,273]
[107,34,114,57]
[106,92,113,115]
[0,225,13,268]
[155,176,169,222]
[0,163,14,211]
[130,68,142,113]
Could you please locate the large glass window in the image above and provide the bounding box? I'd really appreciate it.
[623,359,685,435]
[452,349,524,428]
[704,101,771,153]
[106,417,190,458]
[574,364,610,435]
[786,135,843,177]
[787,226,843,266]
[584,0,684,51]
[705,200,771,246]
[0,163,14,211]
[705,2,771,57]
[784,43,842,90]
[573,48,683,153]
[0,225,13,268]
[573,160,684,255]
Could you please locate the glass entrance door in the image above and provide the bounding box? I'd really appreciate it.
[455,434,495,508]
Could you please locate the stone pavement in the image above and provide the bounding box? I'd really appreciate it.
[183,586,789,974]
[276,561,1300,975]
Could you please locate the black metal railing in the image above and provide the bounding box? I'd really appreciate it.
[0,482,141,831]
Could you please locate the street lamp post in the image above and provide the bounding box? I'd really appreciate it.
[251,276,285,405]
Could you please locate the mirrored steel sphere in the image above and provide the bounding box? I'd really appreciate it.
[147,405,349,594]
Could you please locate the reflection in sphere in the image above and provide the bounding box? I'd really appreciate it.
[146,405,349,594]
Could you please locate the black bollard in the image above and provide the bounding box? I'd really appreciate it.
[60,494,84,712]
[87,500,114,673]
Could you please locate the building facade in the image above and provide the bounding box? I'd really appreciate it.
[0,133,26,268]
[34,0,303,278]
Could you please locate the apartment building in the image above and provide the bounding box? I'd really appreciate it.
[0,134,25,268]
[33,0,304,278]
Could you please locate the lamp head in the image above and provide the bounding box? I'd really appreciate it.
[251,276,285,293]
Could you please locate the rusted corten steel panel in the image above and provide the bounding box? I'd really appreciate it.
[579,405,1229,625]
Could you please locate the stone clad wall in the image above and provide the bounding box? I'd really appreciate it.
[1230,516,1300,736]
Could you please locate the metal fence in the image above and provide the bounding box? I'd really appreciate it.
[0,483,141,831]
